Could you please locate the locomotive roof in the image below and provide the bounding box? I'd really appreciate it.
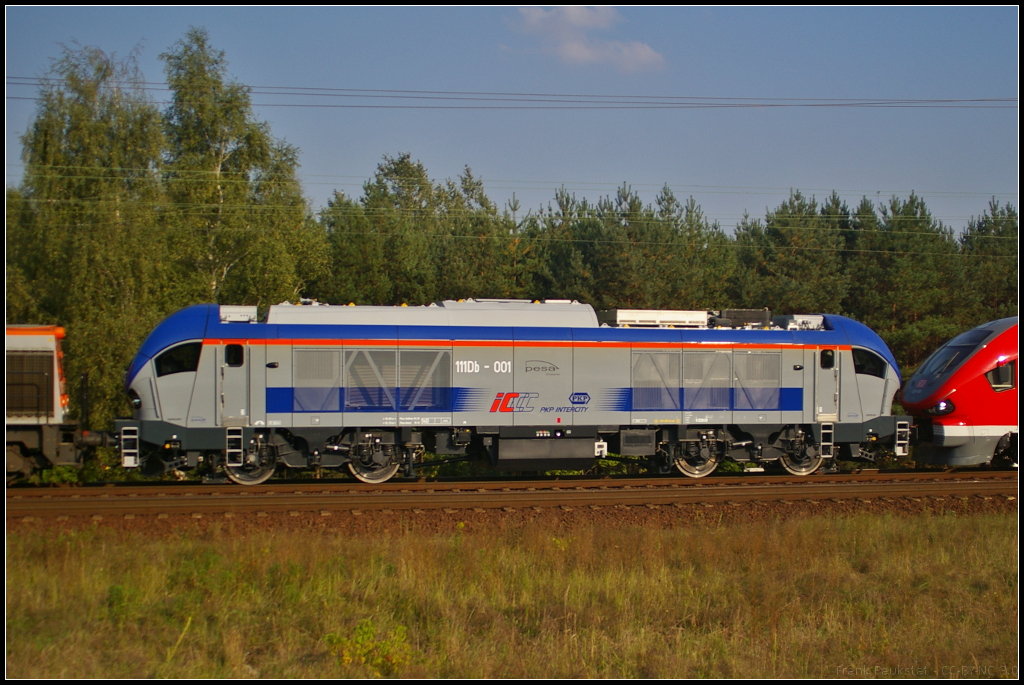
[263,299,601,328]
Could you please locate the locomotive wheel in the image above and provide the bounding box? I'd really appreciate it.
[225,462,277,485]
[348,461,400,484]
[779,449,824,476]
[674,451,721,478]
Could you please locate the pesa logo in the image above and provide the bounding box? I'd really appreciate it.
[525,360,559,373]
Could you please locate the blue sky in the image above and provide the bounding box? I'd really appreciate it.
[5,6,1018,232]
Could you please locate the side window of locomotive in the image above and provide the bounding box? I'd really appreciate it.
[819,349,835,369]
[985,360,1016,392]
[155,342,202,377]
[852,348,887,379]
[225,344,244,367]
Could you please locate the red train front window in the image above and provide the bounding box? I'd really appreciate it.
[913,329,993,379]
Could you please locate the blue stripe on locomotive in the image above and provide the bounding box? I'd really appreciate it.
[268,386,805,414]
[267,386,491,414]
[599,387,803,412]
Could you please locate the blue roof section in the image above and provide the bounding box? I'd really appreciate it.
[684,328,798,344]
[398,325,514,341]
[573,328,667,342]
[514,326,574,342]
[125,304,212,387]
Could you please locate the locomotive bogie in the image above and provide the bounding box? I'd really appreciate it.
[117,301,909,483]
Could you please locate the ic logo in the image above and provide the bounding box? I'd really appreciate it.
[488,392,539,412]
[525,360,559,373]
[569,393,591,405]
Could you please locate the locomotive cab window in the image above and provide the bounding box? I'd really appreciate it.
[852,348,887,378]
[225,344,244,367]
[155,342,202,377]
[985,360,1016,392]
[819,349,835,369]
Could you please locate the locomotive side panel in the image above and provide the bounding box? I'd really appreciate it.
[681,348,731,426]
[631,343,682,428]
[186,343,218,429]
[291,345,343,429]
[513,328,575,427]
[571,330,633,428]
[778,346,805,426]
[343,343,399,428]
[798,347,817,425]
[451,333,515,428]
[396,338,454,428]
[264,341,293,429]
[246,343,267,427]
[731,347,783,427]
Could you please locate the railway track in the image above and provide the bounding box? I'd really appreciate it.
[7,471,1017,520]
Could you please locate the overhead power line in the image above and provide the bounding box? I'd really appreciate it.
[6,77,1018,110]
[10,220,1016,258]
[5,164,1018,201]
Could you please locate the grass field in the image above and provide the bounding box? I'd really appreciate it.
[6,512,1018,678]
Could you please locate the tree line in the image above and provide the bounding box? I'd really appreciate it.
[6,29,1018,431]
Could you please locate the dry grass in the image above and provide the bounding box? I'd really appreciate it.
[6,512,1018,678]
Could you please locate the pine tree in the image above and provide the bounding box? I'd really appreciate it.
[842,194,963,370]
[655,188,736,311]
[432,167,516,300]
[732,191,848,314]
[959,200,1018,323]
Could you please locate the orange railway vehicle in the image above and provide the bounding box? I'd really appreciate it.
[6,325,111,479]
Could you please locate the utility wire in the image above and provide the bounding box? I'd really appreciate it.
[6,164,1018,201]
[6,78,1017,109]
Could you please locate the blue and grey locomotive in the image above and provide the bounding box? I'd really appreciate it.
[116,300,910,484]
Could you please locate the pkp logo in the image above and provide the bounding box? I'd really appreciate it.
[569,392,591,406]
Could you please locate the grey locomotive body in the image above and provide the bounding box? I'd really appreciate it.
[116,300,909,484]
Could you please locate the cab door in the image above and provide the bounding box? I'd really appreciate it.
[219,343,250,426]
[815,347,840,421]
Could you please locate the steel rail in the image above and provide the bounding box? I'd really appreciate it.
[7,473,1016,518]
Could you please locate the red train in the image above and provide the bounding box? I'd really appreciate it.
[901,317,1018,466]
